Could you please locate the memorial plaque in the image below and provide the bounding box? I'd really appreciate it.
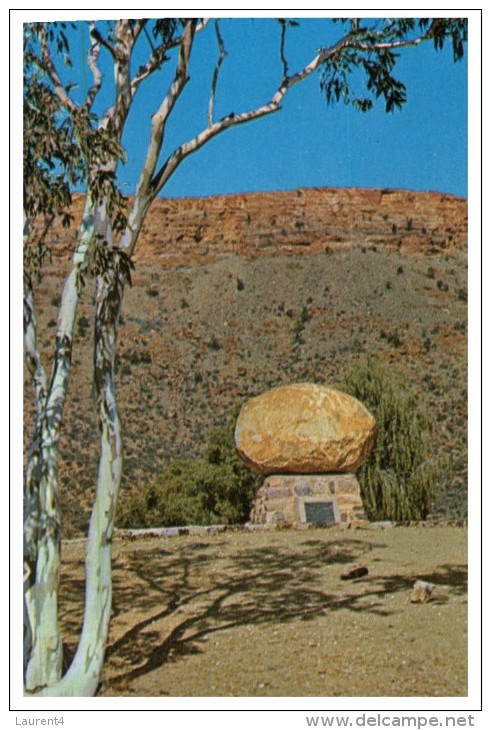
[304,500,336,524]
[251,476,362,525]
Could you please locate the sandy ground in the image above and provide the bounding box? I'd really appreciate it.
[59,524,468,697]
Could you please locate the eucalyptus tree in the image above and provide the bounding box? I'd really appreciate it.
[23,17,467,696]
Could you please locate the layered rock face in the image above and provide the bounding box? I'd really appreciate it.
[46,187,467,269]
[234,383,376,475]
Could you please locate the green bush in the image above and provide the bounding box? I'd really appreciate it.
[344,358,444,521]
[116,408,261,528]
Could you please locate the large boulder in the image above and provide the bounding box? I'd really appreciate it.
[234,383,376,475]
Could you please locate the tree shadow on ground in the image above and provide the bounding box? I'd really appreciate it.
[55,536,466,695]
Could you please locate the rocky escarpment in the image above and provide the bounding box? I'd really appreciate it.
[48,187,467,269]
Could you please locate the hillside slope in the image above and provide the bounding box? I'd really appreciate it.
[24,187,468,536]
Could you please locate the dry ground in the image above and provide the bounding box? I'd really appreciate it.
[59,524,467,697]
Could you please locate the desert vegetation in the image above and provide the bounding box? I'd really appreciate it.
[344,358,444,521]
[116,409,261,528]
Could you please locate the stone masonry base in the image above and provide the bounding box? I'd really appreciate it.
[250,474,366,526]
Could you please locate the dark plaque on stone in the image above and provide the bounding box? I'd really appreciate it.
[304,501,336,524]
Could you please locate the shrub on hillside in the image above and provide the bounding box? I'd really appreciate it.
[116,408,261,528]
[344,358,445,521]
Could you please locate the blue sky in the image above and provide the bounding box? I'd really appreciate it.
[50,17,469,199]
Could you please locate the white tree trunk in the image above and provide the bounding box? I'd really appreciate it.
[23,274,47,678]
[32,251,125,696]
[24,270,83,690]
[24,198,96,690]
[36,415,122,696]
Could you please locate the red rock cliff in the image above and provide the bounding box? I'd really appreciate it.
[48,186,467,269]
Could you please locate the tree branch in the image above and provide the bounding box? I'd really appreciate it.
[132,20,197,204]
[131,19,148,42]
[130,18,209,95]
[112,23,133,136]
[343,19,441,53]
[83,25,102,111]
[23,278,47,418]
[38,24,78,114]
[278,19,289,81]
[348,35,432,52]
[89,25,116,58]
[150,29,356,196]
[208,20,226,128]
